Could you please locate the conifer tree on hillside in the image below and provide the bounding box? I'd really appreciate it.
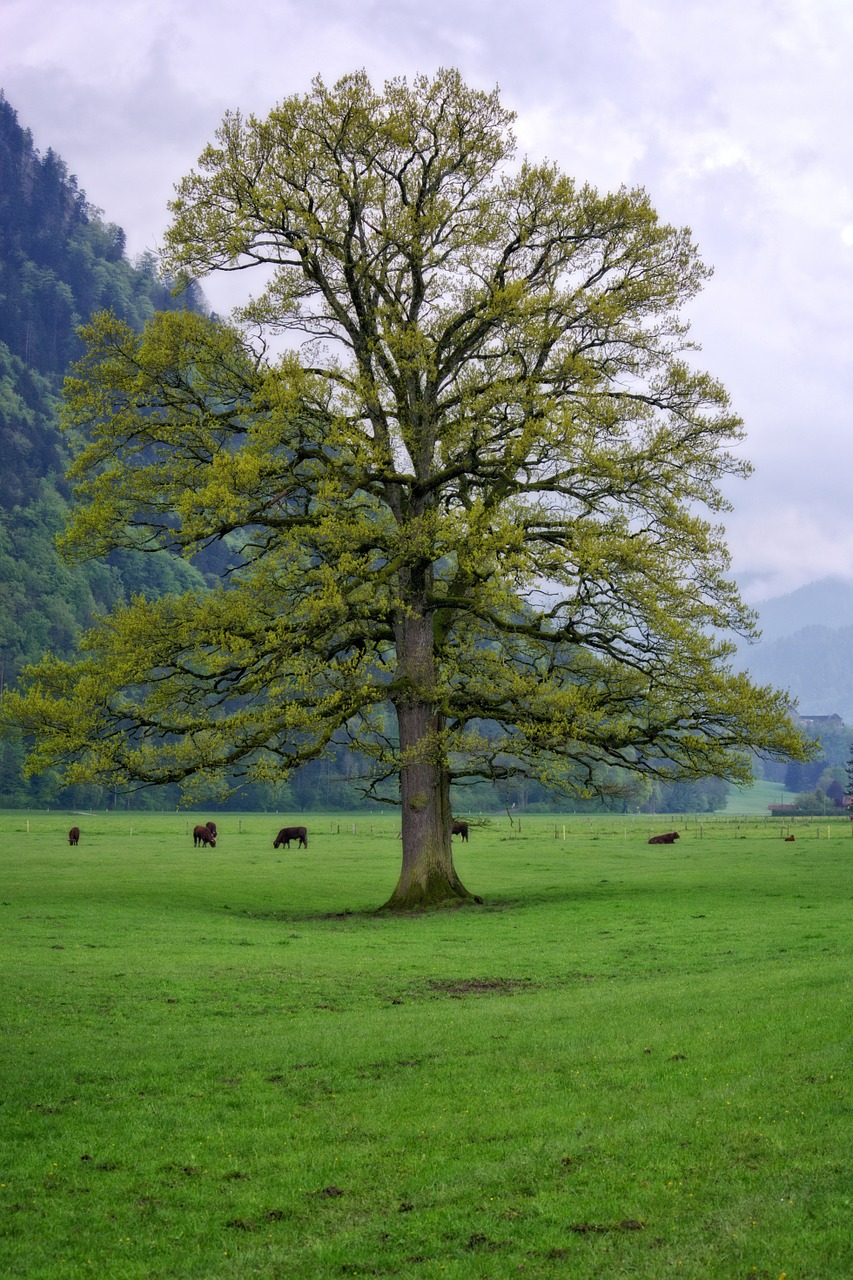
[0,93,205,379]
[0,91,207,499]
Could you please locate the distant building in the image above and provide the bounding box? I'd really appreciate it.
[798,713,844,728]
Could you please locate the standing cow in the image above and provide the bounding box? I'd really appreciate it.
[193,824,216,848]
[205,820,217,838]
[68,826,80,846]
[273,826,308,849]
[451,821,469,842]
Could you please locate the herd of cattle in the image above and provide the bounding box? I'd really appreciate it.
[67,820,683,847]
[68,820,315,848]
[67,821,468,847]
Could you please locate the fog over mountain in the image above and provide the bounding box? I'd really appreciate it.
[738,578,853,723]
[752,578,853,642]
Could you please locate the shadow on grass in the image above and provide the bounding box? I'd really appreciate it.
[229,877,707,924]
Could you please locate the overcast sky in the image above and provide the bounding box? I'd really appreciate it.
[2,0,852,601]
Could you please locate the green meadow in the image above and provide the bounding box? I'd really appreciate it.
[1,810,850,1279]
[724,781,798,815]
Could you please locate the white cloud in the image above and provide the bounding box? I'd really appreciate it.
[2,0,853,598]
[727,505,853,603]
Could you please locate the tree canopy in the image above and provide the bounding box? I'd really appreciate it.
[1,70,810,906]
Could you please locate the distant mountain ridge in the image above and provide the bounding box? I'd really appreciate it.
[738,578,853,723]
[751,577,853,642]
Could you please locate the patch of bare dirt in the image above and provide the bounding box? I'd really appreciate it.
[427,977,531,997]
[567,1220,646,1234]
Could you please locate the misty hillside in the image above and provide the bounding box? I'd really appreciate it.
[751,577,853,642]
[739,625,853,722]
[736,579,853,722]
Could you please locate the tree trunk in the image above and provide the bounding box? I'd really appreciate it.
[380,609,474,910]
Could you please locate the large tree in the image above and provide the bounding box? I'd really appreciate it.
[2,70,809,907]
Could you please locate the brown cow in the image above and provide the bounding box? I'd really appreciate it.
[193,824,216,847]
[648,831,680,845]
[68,826,80,846]
[451,821,469,842]
[205,820,217,838]
[273,826,308,849]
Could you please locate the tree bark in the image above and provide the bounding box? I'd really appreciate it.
[381,608,474,910]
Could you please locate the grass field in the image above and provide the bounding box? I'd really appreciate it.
[1,809,851,1279]
[724,780,797,815]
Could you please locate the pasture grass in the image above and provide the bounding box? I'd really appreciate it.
[724,780,798,814]
[1,809,851,1278]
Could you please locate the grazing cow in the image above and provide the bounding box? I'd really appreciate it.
[451,821,469,842]
[648,831,679,845]
[68,826,80,846]
[205,820,217,838]
[193,824,216,848]
[274,826,308,849]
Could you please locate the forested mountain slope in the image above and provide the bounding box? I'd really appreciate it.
[0,94,208,500]
[0,93,209,803]
[740,624,853,726]
[751,577,853,644]
[736,579,853,725]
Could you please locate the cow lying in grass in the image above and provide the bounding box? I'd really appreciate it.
[273,826,308,849]
[193,824,216,847]
[648,831,679,845]
[451,821,469,841]
[68,826,80,846]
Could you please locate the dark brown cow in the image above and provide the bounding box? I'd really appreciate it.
[68,826,80,846]
[648,831,679,845]
[451,821,469,841]
[205,820,217,838]
[274,826,308,849]
[193,824,216,847]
